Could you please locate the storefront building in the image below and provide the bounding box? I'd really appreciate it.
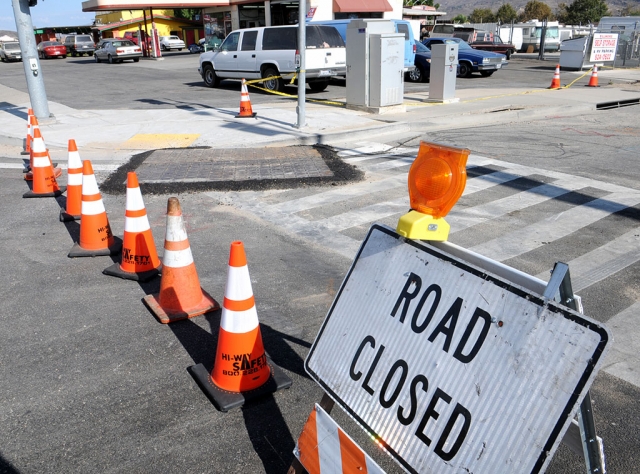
[83,0,403,41]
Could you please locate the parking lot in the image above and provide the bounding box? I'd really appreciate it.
[0,49,579,111]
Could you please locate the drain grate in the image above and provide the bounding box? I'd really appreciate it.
[596,97,640,110]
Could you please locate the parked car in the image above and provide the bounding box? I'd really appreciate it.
[198,25,346,93]
[124,30,150,50]
[422,37,507,78]
[64,34,95,57]
[94,39,142,64]
[311,19,416,72]
[0,42,22,62]
[188,42,203,54]
[407,40,460,83]
[469,35,517,60]
[159,35,185,51]
[37,41,67,59]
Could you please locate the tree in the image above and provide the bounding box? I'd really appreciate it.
[173,9,201,20]
[452,14,468,23]
[404,0,441,10]
[557,0,609,24]
[621,4,640,15]
[519,0,554,21]
[469,8,495,23]
[496,4,518,23]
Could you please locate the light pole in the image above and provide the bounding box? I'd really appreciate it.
[296,0,306,129]
[11,0,51,120]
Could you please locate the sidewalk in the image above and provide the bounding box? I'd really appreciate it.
[1,69,639,179]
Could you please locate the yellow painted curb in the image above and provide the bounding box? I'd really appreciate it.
[122,134,200,149]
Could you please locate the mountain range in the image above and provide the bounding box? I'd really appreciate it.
[434,0,630,22]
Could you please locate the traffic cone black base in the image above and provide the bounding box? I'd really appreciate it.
[103,261,161,282]
[142,289,219,324]
[23,186,66,199]
[60,209,81,222]
[235,111,257,118]
[188,358,292,412]
[68,237,122,258]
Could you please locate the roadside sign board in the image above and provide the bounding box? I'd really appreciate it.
[590,33,618,62]
[306,225,610,474]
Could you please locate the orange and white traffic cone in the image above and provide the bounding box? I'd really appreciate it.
[60,139,83,222]
[23,128,66,198]
[235,79,257,118]
[549,64,561,89]
[188,241,292,411]
[143,197,219,323]
[25,120,62,182]
[587,65,599,87]
[21,108,33,156]
[68,160,122,257]
[103,172,161,281]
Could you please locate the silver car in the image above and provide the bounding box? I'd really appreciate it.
[0,42,22,62]
[94,39,142,64]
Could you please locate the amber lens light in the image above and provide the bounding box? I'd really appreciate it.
[414,157,452,201]
[407,141,470,218]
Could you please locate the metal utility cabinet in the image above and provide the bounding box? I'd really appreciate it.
[346,19,405,114]
[428,43,459,103]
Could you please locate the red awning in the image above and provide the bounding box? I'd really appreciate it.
[333,0,393,13]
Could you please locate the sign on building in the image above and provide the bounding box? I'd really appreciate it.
[306,225,610,474]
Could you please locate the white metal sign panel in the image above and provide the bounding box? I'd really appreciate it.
[306,225,610,474]
[590,33,618,62]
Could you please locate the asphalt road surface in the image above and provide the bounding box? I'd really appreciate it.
[1,52,639,474]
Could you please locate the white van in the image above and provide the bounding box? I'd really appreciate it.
[198,25,346,92]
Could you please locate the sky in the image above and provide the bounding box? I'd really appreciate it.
[1,0,95,32]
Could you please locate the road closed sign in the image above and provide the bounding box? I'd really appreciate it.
[306,225,610,474]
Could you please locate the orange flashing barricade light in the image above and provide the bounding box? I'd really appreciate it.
[396,141,469,241]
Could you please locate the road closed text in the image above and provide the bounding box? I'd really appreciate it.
[348,271,493,462]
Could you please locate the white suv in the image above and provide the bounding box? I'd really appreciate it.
[160,36,185,51]
[198,25,346,93]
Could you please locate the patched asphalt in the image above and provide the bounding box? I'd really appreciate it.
[100,145,363,195]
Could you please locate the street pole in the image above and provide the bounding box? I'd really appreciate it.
[296,0,306,129]
[11,0,51,120]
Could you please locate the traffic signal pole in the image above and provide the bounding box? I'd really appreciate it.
[11,0,51,120]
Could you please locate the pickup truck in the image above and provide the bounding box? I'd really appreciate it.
[468,35,516,60]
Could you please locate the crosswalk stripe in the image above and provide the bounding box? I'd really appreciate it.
[470,192,640,262]
[536,228,640,292]
[450,178,585,233]
[601,301,640,388]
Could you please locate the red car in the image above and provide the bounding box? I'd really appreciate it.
[37,41,67,59]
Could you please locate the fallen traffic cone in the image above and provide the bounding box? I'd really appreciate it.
[23,128,66,198]
[586,65,599,87]
[235,79,257,118]
[68,160,122,257]
[188,241,292,412]
[549,64,561,89]
[60,139,83,222]
[143,197,219,323]
[21,108,33,156]
[103,172,161,281]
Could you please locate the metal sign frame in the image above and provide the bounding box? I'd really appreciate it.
[304,224,609,474]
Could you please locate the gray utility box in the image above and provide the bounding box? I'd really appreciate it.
[429,43,458,102]
[346,19,405,113]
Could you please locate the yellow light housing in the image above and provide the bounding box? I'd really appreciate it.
[396,141,469,242]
